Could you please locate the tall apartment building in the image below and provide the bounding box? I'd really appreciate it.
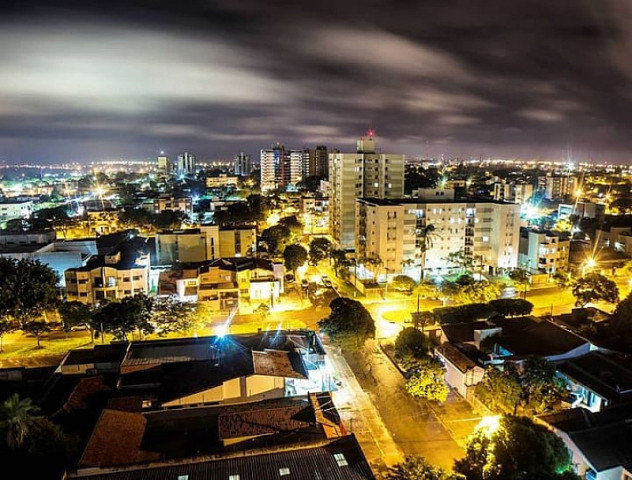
[142,195,193,216]
[329,135,404,249]
[541,174,577,200]
[304,145,328,178]
[157,154,172,174]
[233,152,251,177]
[176,152,196,177]
[155,225,256,265]
[260,144,301,192]
[492,182,534,204]
[65,250,150,304]
[355,196,520,279]
[518,228,569,274]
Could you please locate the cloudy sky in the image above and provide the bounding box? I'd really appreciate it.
[2,0,632,163]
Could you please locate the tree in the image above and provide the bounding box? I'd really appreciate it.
[404,358,449,402]
[455,281,501,304]
[0,317,16,353]
[433,304,495,324]
[520,358,566,414]
[308,237,331,265]
[318,297,375,351]
[0,394,41,449]
[395,327,429,358]
[489,299,533,317]
[445,249,473,274]
[454,415,579,480]
[283,244,308,277]
[418,224,436,280]
[91,295,154,341]
[610,291,632,341]
[391,275,417,293]
[151,296,198,335]
[278,215,303,237]
[475,365,522,414]
[260,224,291,254]
[153,210,184,229]
[572,273,619,307]
[59,301,94,341]
[330,249,351,278]
[387,456,462,480]
[437,281,462,306]
[508,269,530,299]
[22,321,51,348]
[118,207,154,230]
[0,258,59,327]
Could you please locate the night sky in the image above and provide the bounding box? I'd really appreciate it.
[2,0,632,163]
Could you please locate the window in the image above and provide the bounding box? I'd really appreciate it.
[229,476,240,480]
[279,468,290,476]
[177,476,189,480]
[334,453,349,467]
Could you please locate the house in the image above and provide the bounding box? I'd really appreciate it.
[538,403,632,480]
[435,343,486,398]
[157,257,284,310]
[556,351,632,412]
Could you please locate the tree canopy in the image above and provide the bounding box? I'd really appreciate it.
[404,357,449,402]
[308,237,331,265]
[572,273,619,307]
[391,275,417,293]
[0,258,59,326]
[395,327,429,358]
[454,415,579,480]
[387,456,462,480]
[318,297,375,350]
[283,244,308,276]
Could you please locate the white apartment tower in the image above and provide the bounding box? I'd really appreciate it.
[355,196,520,280]
[234,152,251,177]
[260,144,302,192]
[177,152,197,177]
[329,134,404,249]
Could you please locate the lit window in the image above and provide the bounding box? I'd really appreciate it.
[229,475,240,480]
[334,453,349,467]
[177,476,189,480]
[279,468,290,476]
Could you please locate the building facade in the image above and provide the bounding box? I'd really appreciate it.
[176,152,196,177]
[355,197,520,279]
[329,135,405,249]
[65,250,150,304]
[260,144,302,192]
[518,228,570,274]
[0,200,33,221]
[233,152,251,176]
[155,226,256,265]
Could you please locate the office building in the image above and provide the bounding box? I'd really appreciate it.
[301,145,328,178]
[233,151,251,176]
[176,151,196,177]
[518,227,570,274]
[355,195,520,279]
[330,134,405,249]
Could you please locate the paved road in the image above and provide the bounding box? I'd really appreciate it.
[345,343,464,471]
[325,346,403,477]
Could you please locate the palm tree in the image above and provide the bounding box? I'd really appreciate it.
[0,394,40,449]
[418,224,436,281]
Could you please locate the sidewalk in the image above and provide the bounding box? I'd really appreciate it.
[324,346,403,476]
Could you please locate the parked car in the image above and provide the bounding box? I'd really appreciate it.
[322,275,333,288]
[301,279,309,289]
[285,273,295,283]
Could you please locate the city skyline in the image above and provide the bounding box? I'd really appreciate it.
[2,1,632,163]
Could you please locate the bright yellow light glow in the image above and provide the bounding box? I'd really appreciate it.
[586,258,596,268]
[575,189,583,197]
[475,415,501,436]
[376,318,403,339]
[94,186,105,196]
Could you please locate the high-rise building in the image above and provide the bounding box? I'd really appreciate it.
[157,153,172,174]
[177,152,197,177]
[329,134,404,249]
[540,174,577,200]
[492,181,534,204]
[234,152,251,177]
[260,144,302,192]
[355,195,520,280]
[302,145,328,179]
[518,227,569,274]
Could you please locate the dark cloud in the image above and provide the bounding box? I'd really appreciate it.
[1,0,632,163]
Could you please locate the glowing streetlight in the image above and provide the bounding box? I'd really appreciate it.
[586,258,596,269]
[476,415,501,436]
